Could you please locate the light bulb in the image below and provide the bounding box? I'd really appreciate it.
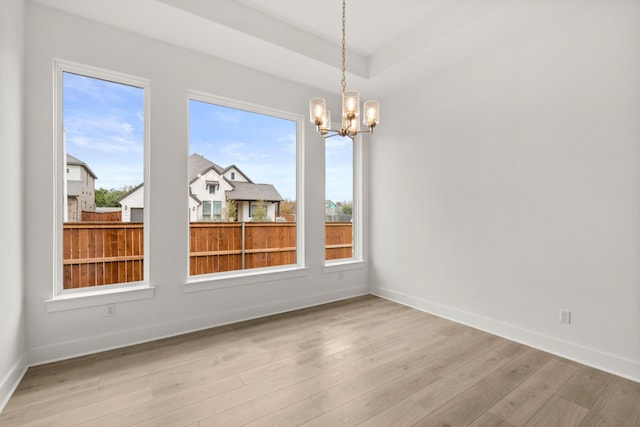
[363,100,379,127]
[309,98,326,125]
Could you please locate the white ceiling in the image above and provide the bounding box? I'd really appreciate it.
[30,0,581,97]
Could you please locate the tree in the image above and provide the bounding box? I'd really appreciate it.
[250,199,269,222]
[95,187,130,207]
[342,201,353,215]
[223,198,237,222]
[280,199,296,215]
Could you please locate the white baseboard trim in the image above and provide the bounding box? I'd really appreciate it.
[0,354,28,414]
[29,284,369,366]
[373,287,640,383]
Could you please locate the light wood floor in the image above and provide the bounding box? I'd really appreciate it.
[2,296,639,426]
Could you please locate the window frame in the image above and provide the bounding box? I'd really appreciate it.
[47,59,154,311]
[184,90,306,291]
[323,130,364,271]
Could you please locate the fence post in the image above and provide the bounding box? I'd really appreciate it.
[241,222,246,270]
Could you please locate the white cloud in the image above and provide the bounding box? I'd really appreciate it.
[65,115,142,153]
[221,142,249,162]
[215,110,240,124]
[277,132,296,154]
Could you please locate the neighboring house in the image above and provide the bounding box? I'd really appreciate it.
[117,183,144,222]
[119,153,283,222]
[64,154,97,222]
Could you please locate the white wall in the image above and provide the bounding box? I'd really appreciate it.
[371,1,640,381]
[0,0,27,411]
[24,4,368,364]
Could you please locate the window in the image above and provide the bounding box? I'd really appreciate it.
[203,200,212,218]
[55,61,148,293]
[325,134,356,261]
[213,201,222,221]
[208,184,216,194]
[188,93,300,278]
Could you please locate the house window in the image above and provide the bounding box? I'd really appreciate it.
[213,201,222,221]
[325,134,356,261]
[55,61,148,293]
[208,185,216,194]
[202,200,212,218]
[188,93,300,278]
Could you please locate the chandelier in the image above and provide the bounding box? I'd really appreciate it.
[309,0,380,140]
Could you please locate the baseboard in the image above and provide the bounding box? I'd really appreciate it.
[0,354,28,413]
[29,284,369,366]
[373,287,640,383]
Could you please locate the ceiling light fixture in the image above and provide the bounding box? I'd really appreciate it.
[309,0,379,141]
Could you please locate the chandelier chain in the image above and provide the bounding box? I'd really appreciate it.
[340,0,347,95]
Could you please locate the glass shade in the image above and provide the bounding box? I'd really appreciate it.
[322,110,332,132]
[342,90,360,132]
[363,100,380,127]
[309,98,326,125]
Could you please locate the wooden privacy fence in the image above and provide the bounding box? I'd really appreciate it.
[190,222,297,276]
[325,222,354,260]
[81,210,122,222]
[63,222,143,289]
[63,222,353,288]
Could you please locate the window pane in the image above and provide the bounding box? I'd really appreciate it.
[203,200,212,217]
[325,135,354,260]
[188,98,297,276]
[61,71,145,289]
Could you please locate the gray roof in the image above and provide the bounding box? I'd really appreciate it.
[188,153,225,183]
[226,181,283,202]
[67,154,98,179]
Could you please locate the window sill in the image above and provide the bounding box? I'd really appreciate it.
[323,259,366,274]
[45,283,155,312]
[322,259,367,274]
[183,266,309,293]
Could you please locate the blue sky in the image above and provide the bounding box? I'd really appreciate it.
[63,72,145,190]
[63,73,353,202]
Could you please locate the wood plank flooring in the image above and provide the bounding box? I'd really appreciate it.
[1,295,638,426]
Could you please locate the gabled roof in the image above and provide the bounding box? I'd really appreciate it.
[188,153,225,183]
[226,181,283,202]
[67,154,98,179]
[221,165,253,183]
[189,189,202,205]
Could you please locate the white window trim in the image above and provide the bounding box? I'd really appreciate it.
[324,130,363,266]
[48,59,153,311]
[45,284,155,312]
[185,91,305,291]
[323,260,366,274]
[183,266,309,293]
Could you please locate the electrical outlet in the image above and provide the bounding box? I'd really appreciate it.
[560,309,571,324]
[106,304,116,317]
